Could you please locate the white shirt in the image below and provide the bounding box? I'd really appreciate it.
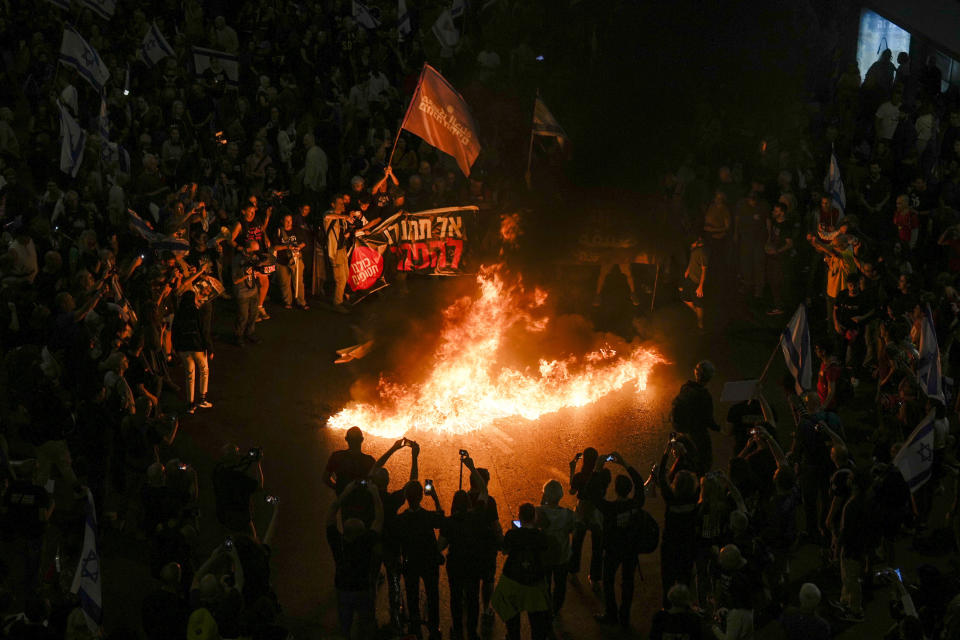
[875,101,901,140]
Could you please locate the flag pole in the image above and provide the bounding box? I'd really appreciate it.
[387,65,426,170]
[758,335,783,384]
[524,90,537,190]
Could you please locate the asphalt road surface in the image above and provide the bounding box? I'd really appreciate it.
[95,265,947,639]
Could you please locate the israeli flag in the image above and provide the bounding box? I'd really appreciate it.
[140,23,174,67]
[59,26,110,92]
[398,0,411,41]
[432,9,459,48]
[781,304,812,394]
[352,0,381,29]
[823,150,846,218]
[918,304,945,404]
[894,409,937,493]
[450,0,468,19]
[192,46,239,87]
[58,101,87,178]
[71,489,102,632]
[78,0,116,20]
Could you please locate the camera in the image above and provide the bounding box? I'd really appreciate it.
[669,431,678,442]
[575,452,583,461]
[358,479,368,487]
[459,449,469,458]
[606,454,615,462]
[224,536,234,551]
[424,479,434,493]
[512,520,521,528]
[265,495,278,504]
[178,463,188,471]
[248,447,263,460]
[749,427,760,437]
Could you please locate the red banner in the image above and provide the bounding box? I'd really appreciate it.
[399,64,482,177]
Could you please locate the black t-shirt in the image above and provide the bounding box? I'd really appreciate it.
[502,527,548,585]
[380,488,406,555]
[324,450,376,495]
[212,465,259,530]
[442,509,492,577]
[327,524,380,590]
[395,506,444,569]
[140,484,184,535]
[835,290,869,329]
[649,608,704,640]
[671,381,718,436]
[2,481,50,538]
[588,466,645,552]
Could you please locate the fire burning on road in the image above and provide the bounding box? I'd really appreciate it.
[327,265,666,438]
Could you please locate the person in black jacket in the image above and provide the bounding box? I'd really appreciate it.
[670,361,720,473]
[171,289,213,413]
[588,451,646,629]
[658,440,701,608]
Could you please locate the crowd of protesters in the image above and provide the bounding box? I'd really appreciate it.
[0,0,524,636]
[4,0,960,637]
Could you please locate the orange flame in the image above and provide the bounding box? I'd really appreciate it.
[327,266,666,438]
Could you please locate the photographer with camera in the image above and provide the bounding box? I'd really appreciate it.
[657,437,701,608]
[232,240,263,346]
[327,479,383,639]
[394,475,445,640]
[212,444,264,535]
[587,451,646,629]
[273,212,308,310]
[439,452,490,640]
[369,437,421,632]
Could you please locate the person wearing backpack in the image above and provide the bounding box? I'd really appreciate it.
[491,503,551,640]
[535,480,576,618]
[588,451,646,629]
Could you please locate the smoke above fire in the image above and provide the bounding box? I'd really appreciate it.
[327,264,667,438]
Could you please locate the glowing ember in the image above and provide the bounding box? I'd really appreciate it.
[327,265,666,438]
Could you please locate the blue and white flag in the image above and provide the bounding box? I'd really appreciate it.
[823,150,846,218]
[353,0,381,29]
[781,304,812,394]
[98,99,128,170]
[397,0,411,41]
[894,408,937,492]
[128,210,190,253]
[918,304,945,404]
[59,26,110,92]
[78,0,115,20]
[450,0,468,19]
[71,489,102,633]
[58,101,87,178]
[140,23,174,67]
[192,46,239,87]
[432,9,459,48]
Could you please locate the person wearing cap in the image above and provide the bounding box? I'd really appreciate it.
[670,360,719,473]
[776,583,830,640]
[323,427,376,496]
[648,584,703,640]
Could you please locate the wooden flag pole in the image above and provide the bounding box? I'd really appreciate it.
[649,261,660,312]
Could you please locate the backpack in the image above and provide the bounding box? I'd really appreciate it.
[631,508,660,554]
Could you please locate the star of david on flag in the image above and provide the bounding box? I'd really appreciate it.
[893,408,937,493]
[71,489,102,632]
[59,26,110,92]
